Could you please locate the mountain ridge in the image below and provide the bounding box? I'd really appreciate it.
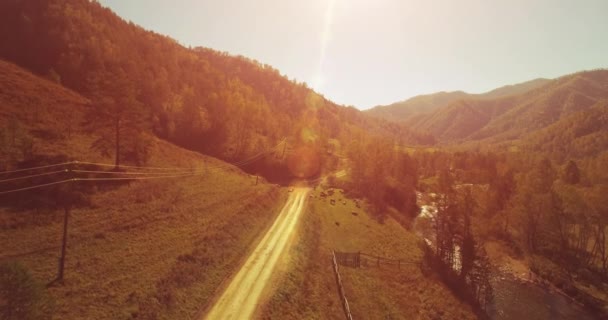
[366,78,551,122]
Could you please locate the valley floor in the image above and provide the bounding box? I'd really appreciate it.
[260,186,476,319]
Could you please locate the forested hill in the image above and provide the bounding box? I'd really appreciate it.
[404,70,608,148]
[0,0,432,169]
[367,69,608,161]
[366,78,550,122]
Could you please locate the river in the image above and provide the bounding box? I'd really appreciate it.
[414,192,598,320]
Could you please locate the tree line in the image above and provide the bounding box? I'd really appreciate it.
[411,148,608,315]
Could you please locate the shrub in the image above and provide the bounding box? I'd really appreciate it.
[0,261,54,320]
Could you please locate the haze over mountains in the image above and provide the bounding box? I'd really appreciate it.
[367,71,608,159]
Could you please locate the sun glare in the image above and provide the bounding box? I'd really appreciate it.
[311,0,336,92]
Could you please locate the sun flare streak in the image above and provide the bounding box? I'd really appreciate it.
[312,0,336,92]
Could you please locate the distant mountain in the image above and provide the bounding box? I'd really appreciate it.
[404,70,608,159]
[366,91,470,122]
[366,78,550,122]
[480,78,551,99]
[469,71,608,142]
[403,96,519,142]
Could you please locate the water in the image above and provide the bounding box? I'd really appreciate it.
[414,192,599,320]
[488,274,597,320]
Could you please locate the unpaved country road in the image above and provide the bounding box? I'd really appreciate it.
[204,187,310,319]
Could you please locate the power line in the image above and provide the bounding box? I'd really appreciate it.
[0,170,67,183]
[230,151,270,167]
[0,137,288,194]
[224,138,286,167]
[0,167,204,194]
[0,137,287,177]
[76,139,286,171]
[70,169,197,176]
[0,166,221,195]
[75,173,198,182]
[73,161,194,171]
[0,173,197,195]
[0,179,73,195]
[0,162,73,175]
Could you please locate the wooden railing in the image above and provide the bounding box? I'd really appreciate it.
[331,250,419,319]
[334,251,418,270]
[332,250,354,320]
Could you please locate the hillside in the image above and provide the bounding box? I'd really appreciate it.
[389,70,608,161]
[404,96,519,142]
[469,70,608,143]
[0,59,90,166]
[522,100,608,161]
[0,0,432,180]
[366,78,550,123]
[0,59,289,319]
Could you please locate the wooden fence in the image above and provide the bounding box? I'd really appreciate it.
[334,251,361,268]
[334,251,418,270]
[331,250,419,319]
[332,250,354,320]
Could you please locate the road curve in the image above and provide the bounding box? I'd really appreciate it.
[204,187,310,319]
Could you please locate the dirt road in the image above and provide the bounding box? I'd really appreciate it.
[204,187,310,319]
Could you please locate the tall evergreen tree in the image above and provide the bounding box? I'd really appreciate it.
[85,68,149,168]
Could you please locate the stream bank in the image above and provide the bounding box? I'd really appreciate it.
[414,191,598,320]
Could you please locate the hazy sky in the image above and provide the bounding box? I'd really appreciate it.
[99,0,608,109]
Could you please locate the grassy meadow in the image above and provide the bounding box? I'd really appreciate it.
[260,186,475,319]
[0,149,288,319]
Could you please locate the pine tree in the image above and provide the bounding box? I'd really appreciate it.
[85,68,149,169]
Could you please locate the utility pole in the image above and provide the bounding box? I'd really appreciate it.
[281,140,287,159]
[58,201,70,282]
[58,166,73,282]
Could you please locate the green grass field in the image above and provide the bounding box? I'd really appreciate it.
[261,186,475,319]
[0,147,288,319]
